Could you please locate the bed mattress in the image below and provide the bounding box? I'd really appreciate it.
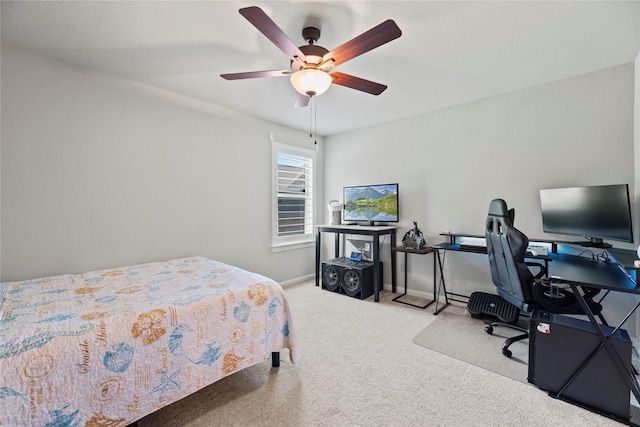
[0,256,299,426]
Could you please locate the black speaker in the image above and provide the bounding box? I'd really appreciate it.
[321,257,379,300]
[528,310,632,420]
[321,263,341,292]
[340,266,373,299]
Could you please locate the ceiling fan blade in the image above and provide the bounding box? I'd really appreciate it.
[220,70,291,80]
[294,92,310,108]
[323,20,402,67]
[330,72,387,95]
[239,6,306,62]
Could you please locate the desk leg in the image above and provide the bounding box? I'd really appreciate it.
[391,231,397,293]
[315,229,321,287]
[557,283,640,416]
[405,252,408,289]
[373,234,380,302]
[432,250,438,309]
[334,233,340,258]
[433,249,450,315]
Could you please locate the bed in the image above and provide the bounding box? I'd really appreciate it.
[0,256,299,426]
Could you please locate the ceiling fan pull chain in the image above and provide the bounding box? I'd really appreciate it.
[309,96,313,138]
[314,97,318,151]
[308,96,318,151]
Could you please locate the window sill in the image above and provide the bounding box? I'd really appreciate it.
[271,240,315,253]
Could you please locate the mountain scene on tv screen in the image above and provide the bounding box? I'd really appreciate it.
[344,186,398,221]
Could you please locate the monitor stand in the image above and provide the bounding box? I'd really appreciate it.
[569,238,612,249]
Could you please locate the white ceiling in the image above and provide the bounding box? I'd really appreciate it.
[2,1,640,136]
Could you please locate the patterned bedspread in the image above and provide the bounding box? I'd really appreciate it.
[0,256,299,426]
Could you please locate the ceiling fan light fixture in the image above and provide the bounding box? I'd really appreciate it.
[290,68,332,97]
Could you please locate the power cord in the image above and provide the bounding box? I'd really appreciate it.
[596,250,611,263]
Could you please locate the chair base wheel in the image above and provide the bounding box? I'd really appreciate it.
[502,348,512,358]
[485,325,494,334]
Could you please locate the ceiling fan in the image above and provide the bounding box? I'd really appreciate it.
[220,6,402,108]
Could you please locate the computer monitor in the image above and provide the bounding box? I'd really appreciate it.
[539,184,633,247]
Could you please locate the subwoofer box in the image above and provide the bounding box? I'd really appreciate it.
[321,257,382,300]
[528,310,632,420]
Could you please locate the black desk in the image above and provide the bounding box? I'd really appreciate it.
[315,225,397,302]
[431,233,554,314]
[429,242,492,314]
[545,253,640,423]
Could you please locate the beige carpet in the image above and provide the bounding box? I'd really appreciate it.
[412,304,530,383]
[137,282,622,426]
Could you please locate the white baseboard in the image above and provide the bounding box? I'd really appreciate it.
[282,276,450,304]
[279,274,315,287]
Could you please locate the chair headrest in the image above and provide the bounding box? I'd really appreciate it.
[488,199,508,218]
[487,199,516,223]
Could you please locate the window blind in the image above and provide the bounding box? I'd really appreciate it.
[276,150,313,237]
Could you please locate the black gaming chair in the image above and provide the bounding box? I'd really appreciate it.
[483,198,605,358]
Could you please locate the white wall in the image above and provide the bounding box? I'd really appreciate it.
[1,46,637,330]
[324,64,636,329]
[1,47,322,283]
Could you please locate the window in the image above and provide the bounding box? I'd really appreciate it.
[272,141,315,248]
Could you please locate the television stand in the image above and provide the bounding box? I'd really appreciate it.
[315,224,398,302]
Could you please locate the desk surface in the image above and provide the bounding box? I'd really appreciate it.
[548,253,639,294]
[317,224,398,232]
[432,242,554,260]
[432,242,638,293]
[432,242,487,254]
[607,248,640,271]
[439,232,556,244]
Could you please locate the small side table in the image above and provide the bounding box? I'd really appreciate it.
[392,246,436,309]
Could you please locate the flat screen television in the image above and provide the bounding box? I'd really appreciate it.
[343,183,399,225]
[539,184,633,248]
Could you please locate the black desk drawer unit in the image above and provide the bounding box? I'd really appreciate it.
[528,310,632,420]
